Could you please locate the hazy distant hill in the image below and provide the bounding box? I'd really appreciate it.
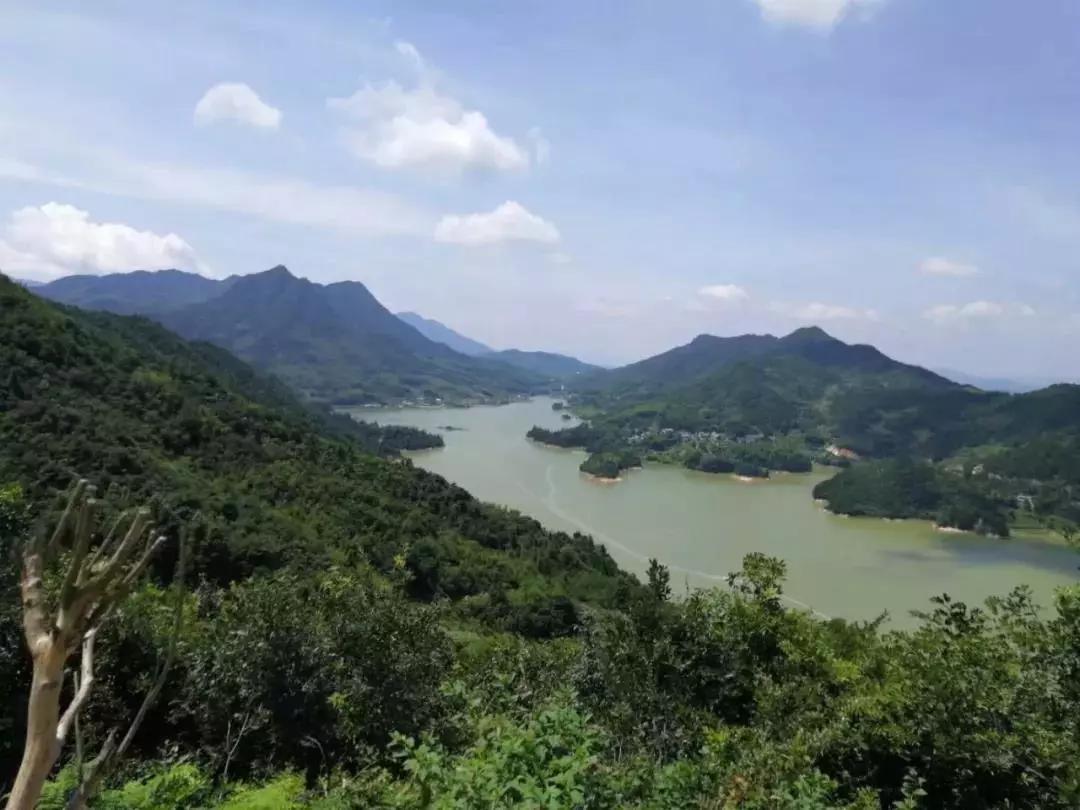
[397,311,493,356]
[37,267,546,404]
[487,349,601,380]
[933,367,1065,394]
[37,268,228,315]
[396,311,600,379]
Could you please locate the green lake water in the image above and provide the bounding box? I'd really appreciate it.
[351,397,1078,626]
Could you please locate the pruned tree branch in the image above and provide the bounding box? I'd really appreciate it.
[64,526,190,810]
[5,482,180,810]
[55,628,98,749]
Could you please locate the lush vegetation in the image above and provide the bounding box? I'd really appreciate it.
[0,275,634,601]
[682,439,813,477]
[562,326,1080,533]
[814,459,1020,537]
[37,266,549,406]
[7,276,1080,808]
[527,423,606,451]
[8,536,1080,808]
[579,451,642,480]
[345,420,444,453]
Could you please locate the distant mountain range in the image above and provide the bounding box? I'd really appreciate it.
[932,367,1067,394]
[34,267,547,404]
[37,268,227,314]
[396,311,493,356]
[396,312,600,379]
[484,349,600,379]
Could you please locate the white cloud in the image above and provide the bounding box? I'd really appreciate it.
[924,300,1035,325]
[698,284,750,302]
[770,300,878,321]
[920,256,979,277]
[549,251,573,266]
[328,43,530,173]
[0,202,203,281]
[434,201,559,246]
[194,83,282,129]
[751,0,883,30]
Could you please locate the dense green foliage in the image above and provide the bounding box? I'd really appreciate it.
[38,267,548,405]
[682,439,813,477]
[579,451,642,480]
[8,276,1080,808]
[20,554,1080,808]
[562,326,1080,531]
[813,459,1016,537]
[0,274,634,594]
[527,423,606,451]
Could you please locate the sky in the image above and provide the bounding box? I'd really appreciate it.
[1,0,1079,379]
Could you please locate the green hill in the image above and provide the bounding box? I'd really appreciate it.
[571,327,958,440]
[39,266,548,405]
[552,327,1080,530]
[0,273,631,597]
[5,273,1080,807]
[36,268,229,315]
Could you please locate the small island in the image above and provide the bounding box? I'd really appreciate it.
[580,450,642,480]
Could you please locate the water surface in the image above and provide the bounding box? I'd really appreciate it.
[351,397,1078,625]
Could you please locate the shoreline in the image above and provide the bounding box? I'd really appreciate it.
[582,471,623,484]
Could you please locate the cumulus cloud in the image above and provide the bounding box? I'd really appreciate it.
[751,0,883,30]
[920,256,979,277]
[327,43,530,173]
[434,201,559,246]
[923,301,1035,325]
[194,83,282,129]
[698,284,750,302]
[0,202,203,281]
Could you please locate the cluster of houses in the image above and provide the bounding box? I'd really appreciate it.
[625,428,768,446]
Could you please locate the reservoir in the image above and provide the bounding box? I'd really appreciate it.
[352,397,1078,626]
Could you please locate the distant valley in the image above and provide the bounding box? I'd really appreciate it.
[35,267,596,405]
[24,266,1080,540]
[528,326,1080,538]
[397,310,602,378]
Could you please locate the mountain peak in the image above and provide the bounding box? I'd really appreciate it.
[783,326,837,344]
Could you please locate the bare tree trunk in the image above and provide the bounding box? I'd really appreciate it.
[6,645,66,810]
[5,481,170,810]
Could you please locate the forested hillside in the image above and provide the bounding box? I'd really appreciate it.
[540,327,1080,531]
[4,274,1080,807]
[37,267,548,405]
[0,274,631,600]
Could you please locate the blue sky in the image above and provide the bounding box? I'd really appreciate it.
[1,1,1079,379]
